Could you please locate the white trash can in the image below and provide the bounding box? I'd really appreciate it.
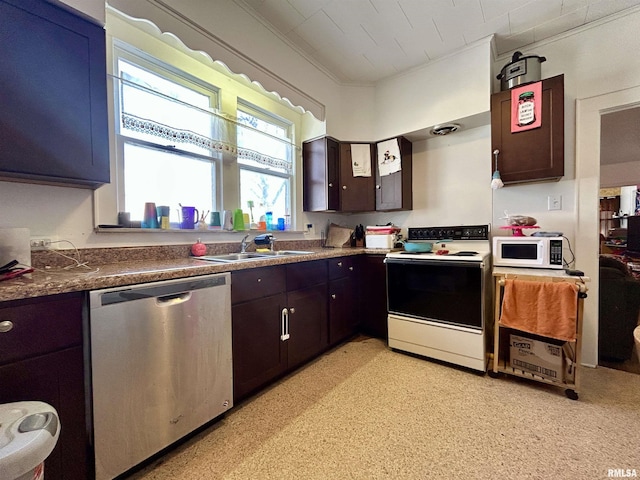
[0,401,60,480]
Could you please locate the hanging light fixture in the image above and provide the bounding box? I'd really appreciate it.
[491,149,504,189]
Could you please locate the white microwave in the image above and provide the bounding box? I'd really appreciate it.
[493,236,565,269]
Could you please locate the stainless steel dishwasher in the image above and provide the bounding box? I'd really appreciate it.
[89,273,232,480]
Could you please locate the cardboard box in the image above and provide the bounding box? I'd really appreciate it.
[509,334,564,382]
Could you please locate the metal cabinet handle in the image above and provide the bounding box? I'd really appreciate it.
[349,266,354,271]
[337,262,343,267]
[0,320,14,333]
[331,294,336,299]
[280,308,290,341]
[376,185,380,189]
[290,307,295,314]
[257,278,261,283]
[329,183,333,187]
[342,185,347,190]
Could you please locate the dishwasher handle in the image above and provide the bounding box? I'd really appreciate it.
[97,274,228,306]
[155,292,192,307]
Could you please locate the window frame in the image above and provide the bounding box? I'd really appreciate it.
[112,41,223,217]
[237,99,294,225]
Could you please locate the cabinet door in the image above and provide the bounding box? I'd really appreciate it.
[0,347,87,480]
[375,136,413,211]
[0,292,87,480]
[329,276,358,345]
[287,284,328,369]
[232,293,287,401]
[303,137,339,211]
[339,143,375,212]
[0,0,109,188]
[490,74,564,184]
[359,255,388,339]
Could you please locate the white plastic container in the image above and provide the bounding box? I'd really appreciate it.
[0,401,60,480]
[365,234,396,249]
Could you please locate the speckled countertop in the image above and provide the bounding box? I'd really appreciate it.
[0,240,394,303]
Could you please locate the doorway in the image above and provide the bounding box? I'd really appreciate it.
[597,108,640,373]
[576,86,640,372]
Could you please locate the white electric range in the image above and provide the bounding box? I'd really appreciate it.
[385,224,492,372]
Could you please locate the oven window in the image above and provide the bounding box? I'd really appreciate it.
[501,243,537,259]
[386,262,483,329]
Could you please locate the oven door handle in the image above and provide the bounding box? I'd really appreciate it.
[384,258,486,268]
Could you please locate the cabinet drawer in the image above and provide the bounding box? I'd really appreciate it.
[232,266,286,304]
[287,260,327,290]
[328,256,357,280]
[0,292,83,366]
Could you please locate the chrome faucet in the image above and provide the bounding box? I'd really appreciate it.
[270,236,276,252]
[240,234,250,253]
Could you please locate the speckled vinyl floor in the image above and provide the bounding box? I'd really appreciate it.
[127,337,640,480]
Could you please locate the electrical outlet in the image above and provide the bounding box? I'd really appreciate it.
[30,237,51,250]
[548,195,562,211]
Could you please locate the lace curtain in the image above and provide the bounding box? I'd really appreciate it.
[115,75,294,173]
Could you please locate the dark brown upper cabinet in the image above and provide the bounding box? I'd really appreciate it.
[0,0,109,188]
[303,135,412,212]
[490,74,564,185]
[338,142,375,212]
[303,136,340,211]
[375,136,413,211]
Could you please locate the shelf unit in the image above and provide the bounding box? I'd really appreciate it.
[490,272,588,400]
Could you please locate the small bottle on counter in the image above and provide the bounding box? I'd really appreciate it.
[265,211,273,231]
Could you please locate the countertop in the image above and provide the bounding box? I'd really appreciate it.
[493,266,591,282]
[0,247,393,303]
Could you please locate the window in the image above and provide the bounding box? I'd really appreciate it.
[114,45,221,224]
[237,102,293,229]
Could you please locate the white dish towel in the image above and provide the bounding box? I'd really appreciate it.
[377,139,402,176]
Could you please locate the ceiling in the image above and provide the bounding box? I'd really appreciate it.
[237,0,640,84]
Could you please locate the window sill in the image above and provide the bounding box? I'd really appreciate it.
[94,226,302,234]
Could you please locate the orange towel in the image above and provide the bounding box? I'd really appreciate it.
[499,279,578,341]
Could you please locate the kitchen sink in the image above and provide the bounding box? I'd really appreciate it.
[252,250,314,256]
[196,251,314,263]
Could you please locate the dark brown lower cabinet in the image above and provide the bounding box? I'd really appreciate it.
[232,293,288,401]
[232,254,390,401]
[0,293,88,480]
[287,284,328,369]
[328,256,359,345]
[358,254,389,339]
[231,262,328,402]
[329,276,358,344]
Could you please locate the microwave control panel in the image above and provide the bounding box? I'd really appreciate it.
[550,239,563,265]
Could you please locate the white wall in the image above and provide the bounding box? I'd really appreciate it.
[374,39,493,140]
[489,8,640,367]
[58,0,105,24]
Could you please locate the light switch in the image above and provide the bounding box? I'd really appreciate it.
[548,195,562,211]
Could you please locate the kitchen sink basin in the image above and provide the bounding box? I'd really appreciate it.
[196,251,314,263]
[197,253,266,263]
[252,250,314,256]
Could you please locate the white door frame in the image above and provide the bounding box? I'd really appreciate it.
[576,86,640,367]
